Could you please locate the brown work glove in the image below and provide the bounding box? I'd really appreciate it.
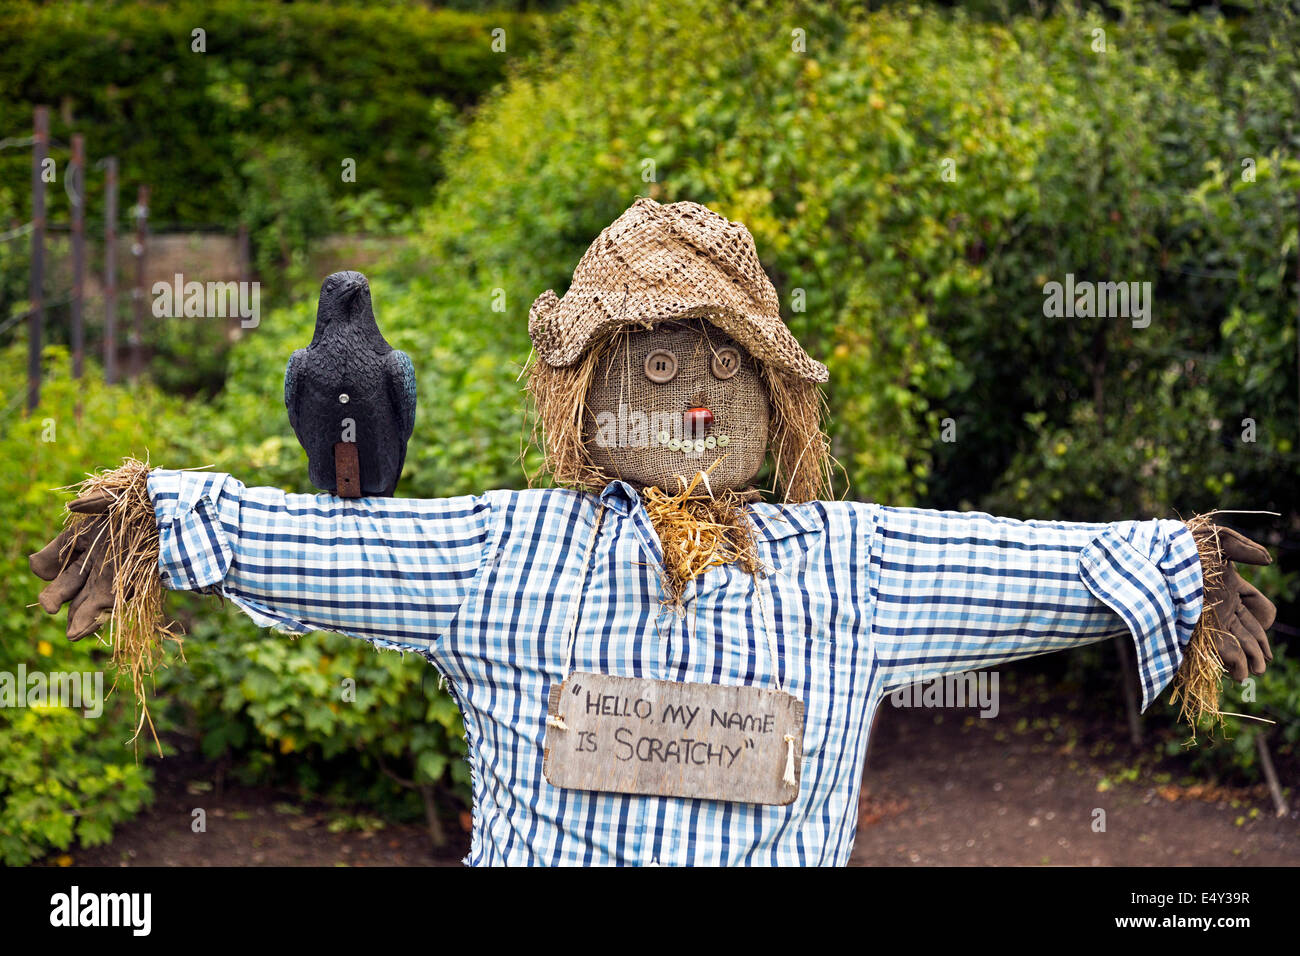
[29,493,116,641]
[1194,524,1277,682]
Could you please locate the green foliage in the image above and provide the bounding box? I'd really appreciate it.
[237,141,337,289]
[972,7,1300,524]
[159,611,469,819]
[0,705,154,865]
[0,344,190,864]
[0,0,540,224]
[0,183,28,323]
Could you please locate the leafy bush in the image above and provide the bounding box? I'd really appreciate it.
[161,612,470,828]
[0,344,190,864]
[236,141,337,289]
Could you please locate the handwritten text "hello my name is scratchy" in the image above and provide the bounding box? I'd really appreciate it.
[578,689,778,768]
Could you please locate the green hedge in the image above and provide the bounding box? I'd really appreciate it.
[0,0,541,225]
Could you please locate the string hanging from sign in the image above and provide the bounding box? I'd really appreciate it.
[752,566,799,785]
[561,503,606,677]
[782,733,797,786]
[751,556,783,693]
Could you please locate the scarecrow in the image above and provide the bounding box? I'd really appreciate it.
[31,199,1278,866]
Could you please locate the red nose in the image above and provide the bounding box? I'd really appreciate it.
[684,407,714,433]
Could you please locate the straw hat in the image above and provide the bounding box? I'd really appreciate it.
[528,197,829,383]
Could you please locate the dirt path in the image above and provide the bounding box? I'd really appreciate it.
[59,687,1297,868]
[853,698,1299,866]
[67,748,463,868]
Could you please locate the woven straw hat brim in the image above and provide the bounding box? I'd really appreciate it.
[528,198,829,384]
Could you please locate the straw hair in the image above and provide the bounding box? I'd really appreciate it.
[524,336,616,493]
[761,363,834,503]
[64,457,176,754]
[1169,511,1231,734]
[528,198,829,383]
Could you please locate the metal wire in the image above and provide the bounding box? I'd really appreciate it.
[0,295,73,338]
[0,221,35,243]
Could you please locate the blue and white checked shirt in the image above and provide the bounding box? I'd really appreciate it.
[147,469,1203,866]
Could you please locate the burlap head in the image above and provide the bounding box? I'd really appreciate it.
[529,197,828,383]
[582,321,770,492]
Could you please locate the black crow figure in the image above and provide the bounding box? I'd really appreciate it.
[285,271,416,497]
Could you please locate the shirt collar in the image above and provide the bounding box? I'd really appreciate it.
[597,480,642,517]
[597,480,821,541]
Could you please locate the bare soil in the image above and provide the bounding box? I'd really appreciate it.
[59,681,1298,868]
[853,698,1299,866]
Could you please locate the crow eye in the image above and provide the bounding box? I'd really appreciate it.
[644,348,678,383]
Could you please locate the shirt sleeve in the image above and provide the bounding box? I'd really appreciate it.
[866,506,1204,711]
[147,468,494,655]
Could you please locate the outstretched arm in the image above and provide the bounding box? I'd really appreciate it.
[33,468,495,656]
[867,506,1213,710]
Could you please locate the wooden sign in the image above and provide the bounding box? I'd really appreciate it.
[543,672,804,805]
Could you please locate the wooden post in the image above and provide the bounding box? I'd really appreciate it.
[131,184,148,379]
[103,158,118,384]
[1256,733,1290,819]
[235,222,251,342]
[237,223,250,284]
[27,105,48,412]
[1115,636,1144,748]
[70,134,85,380]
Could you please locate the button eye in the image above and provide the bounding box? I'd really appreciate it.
[710,347,741,380]
[644,348,679,383]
